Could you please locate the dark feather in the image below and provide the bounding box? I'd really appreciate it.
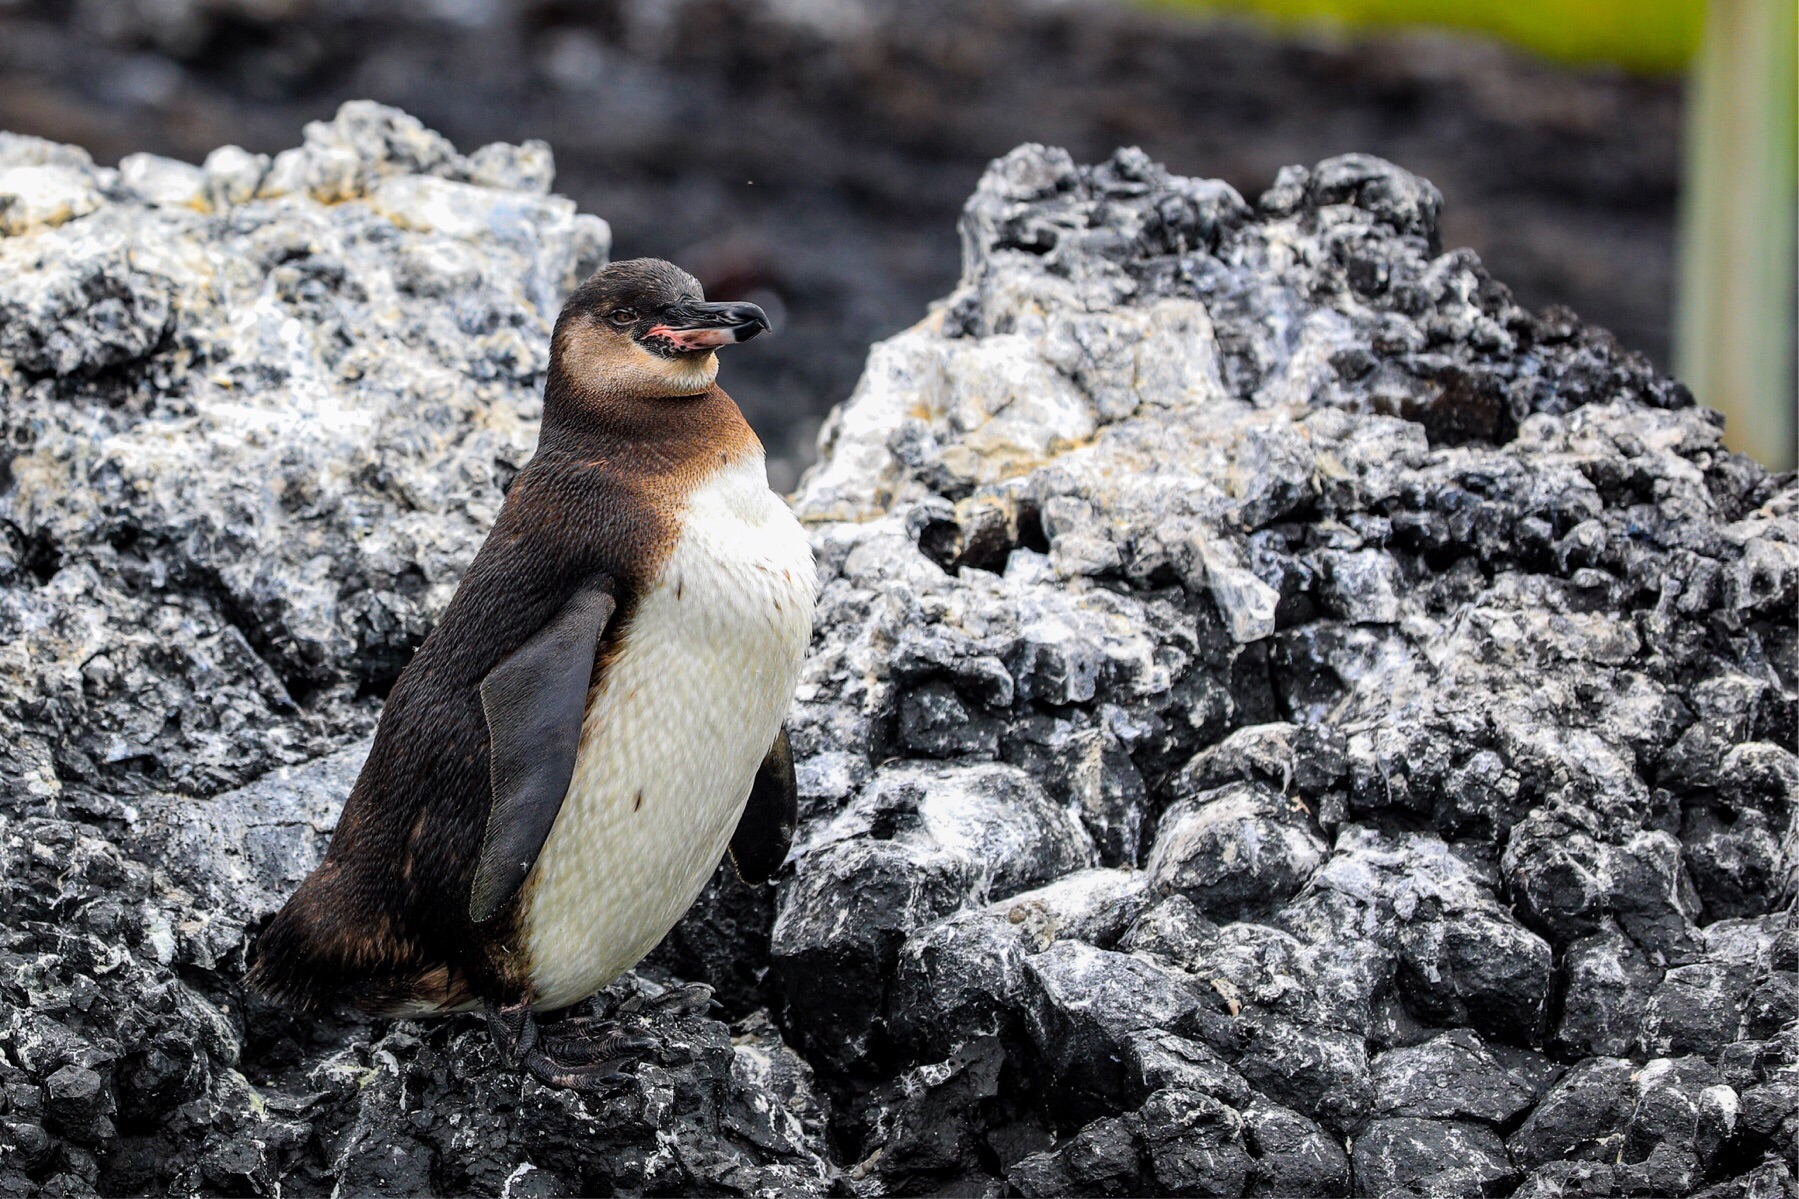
[470,579,616,923]
[729,728,798,885]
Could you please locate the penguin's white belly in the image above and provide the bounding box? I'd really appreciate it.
[521,454,816,1011]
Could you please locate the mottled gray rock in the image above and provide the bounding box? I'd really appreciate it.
[1508,1055,1637,1169]
[886,906,1033,1061]
[1127,1028,1253,1110]
[1510,1160,1622,1199]
[1173,721,1349,802]
[1642,962,1753,1059]
[1738,1079,1799,1158]
[1622,1057,1740,1182]
[1037,723,1151,866]
[5,114,1795,1197]
[773,759,1097,1069]
[1157,919,1392,1047]
[300,987,836,1199]
[0,147,103,237]
[1007,1086,1261,1199]
[1280,824,1553,1043]
[886,868,1151,1060]
[1689,1161,1799,1199]
[1147,780,1327,920]
[1007,1113,1144,1197]
[1350,1117,1516,1197]
[802,759,1097,903]
[1557,920,1663,1057]
[1234,1017,1374,1137]
[769,835,971,1070]
[1134,1087,1253,1197]
[135,740,368,971]
[850,1037,1005,1193]
[1022,940,1207,1111]
[1370,1029,1536,1123]
[1242,1098,1350,1197]
[1119,893,1221,962]
[1395,899,1554,1044]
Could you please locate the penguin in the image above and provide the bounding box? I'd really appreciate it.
[249,258,816,1089]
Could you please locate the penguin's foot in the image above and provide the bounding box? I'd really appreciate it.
[485,983,716,1092]
[618,980,715,1018]
[486,1001,649,1092]
[553,980,715,1033]
[547,982,714,1062]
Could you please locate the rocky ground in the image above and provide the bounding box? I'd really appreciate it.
[0,0,1686,489]
[2,106,1795,1197]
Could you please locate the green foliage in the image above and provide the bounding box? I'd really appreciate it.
[1150,0,1704,72]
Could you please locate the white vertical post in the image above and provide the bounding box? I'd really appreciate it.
[1675,0,1798,471]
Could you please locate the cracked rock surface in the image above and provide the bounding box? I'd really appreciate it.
[2,108,1795,1197]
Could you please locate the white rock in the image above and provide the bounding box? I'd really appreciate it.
[118,153,208,209]
[0,164,102,235]
[202,145,270,208]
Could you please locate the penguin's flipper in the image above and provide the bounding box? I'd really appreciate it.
[728,727,797,884]
[469,577,617,923]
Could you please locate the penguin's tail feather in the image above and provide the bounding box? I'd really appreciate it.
[248,862,459,1016]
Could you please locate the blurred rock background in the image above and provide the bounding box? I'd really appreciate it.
[0,0,1685,489]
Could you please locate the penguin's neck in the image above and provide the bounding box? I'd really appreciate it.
[540,377,760,469]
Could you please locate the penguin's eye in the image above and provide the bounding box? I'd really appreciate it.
[607,308,638,328]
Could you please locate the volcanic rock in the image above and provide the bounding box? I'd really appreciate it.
[2,107,1795,1197]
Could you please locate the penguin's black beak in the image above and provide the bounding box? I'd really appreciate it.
[645,300,771,351]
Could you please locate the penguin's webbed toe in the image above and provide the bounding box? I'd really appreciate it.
[523,1050,635,1092]
[617,980,715,1019]
[541,1026,655,1065]
[488,996,695,1093]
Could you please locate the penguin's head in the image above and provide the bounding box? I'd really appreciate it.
[552,258,770,398]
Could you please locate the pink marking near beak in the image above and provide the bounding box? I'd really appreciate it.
[646,325,735,350]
